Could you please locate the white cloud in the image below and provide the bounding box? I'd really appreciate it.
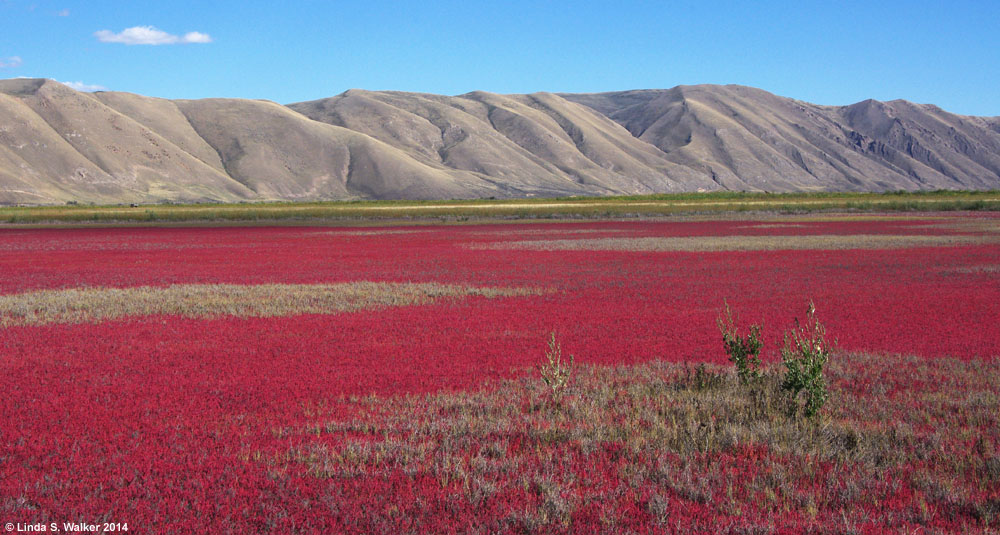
[0,56,23,68]
[57,8,70,16]
[60,81,108,92]
[181,31,212,44]
[94,26,213,45]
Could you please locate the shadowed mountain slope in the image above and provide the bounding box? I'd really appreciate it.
[561,85,1000,192]
[1,79,998,204]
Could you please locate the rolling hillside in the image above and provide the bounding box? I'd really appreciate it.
[1,78,998,204]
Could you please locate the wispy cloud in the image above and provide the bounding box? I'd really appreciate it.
[0,56,23,68]
[94,26,213,45]
[57,8,69,16]
[60,80,108,92]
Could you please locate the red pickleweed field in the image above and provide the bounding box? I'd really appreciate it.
[1,214,998,534]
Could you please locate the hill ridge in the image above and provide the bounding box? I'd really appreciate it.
[1,78,998,204]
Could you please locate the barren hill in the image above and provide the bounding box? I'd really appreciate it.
[561,86,1000,192]
[1,78,998,204]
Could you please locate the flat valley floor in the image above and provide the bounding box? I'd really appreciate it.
[2,213,998,533]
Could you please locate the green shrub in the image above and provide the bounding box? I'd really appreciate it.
[717,302,764,384]
[780,301,833,418]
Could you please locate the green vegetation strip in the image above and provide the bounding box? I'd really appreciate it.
[0,282,540,327]
[2,190,998,225]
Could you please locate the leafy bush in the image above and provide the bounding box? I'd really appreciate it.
[717,302,764,384]
[780,301,833,418]
[719,300,834,419]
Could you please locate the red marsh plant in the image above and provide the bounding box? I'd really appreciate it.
[2,218,1000,533]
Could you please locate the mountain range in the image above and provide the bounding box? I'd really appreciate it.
[1,78,998,205]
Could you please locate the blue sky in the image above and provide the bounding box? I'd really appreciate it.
[1,0,998,115]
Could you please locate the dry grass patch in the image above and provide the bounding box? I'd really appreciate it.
[269,353,1000,532]
[917,219,1000,234]
[953,264,1000,274]
[469,228,635,236]
[0,282,540,327]
[474,233,1000,252]
[735,223,809,229]
[781,214,949,222]
[307,229,433,236]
